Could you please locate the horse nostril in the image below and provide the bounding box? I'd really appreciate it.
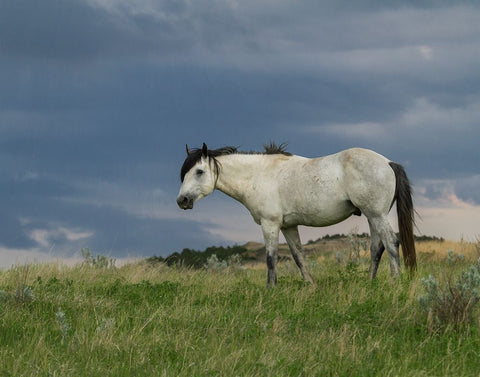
[176,195,193,209]
[176,196,186,206]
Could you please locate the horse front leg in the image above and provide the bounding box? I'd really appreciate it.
[282,226,315,286]
[261,220,280,288]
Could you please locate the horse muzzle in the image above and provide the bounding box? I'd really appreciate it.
[176,195,194,210]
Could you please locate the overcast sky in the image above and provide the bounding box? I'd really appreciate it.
[1,0,480,267]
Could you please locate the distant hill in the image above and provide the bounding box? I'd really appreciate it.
[147,234,445,268]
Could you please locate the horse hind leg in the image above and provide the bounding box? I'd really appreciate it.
[368,216,400,278]
[281,227,315,285]
[368,228,385,279]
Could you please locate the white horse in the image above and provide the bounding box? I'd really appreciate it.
[177,143,416,287]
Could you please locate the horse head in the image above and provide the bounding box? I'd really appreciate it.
[177,143,217,210]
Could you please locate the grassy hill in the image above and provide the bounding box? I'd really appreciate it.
[1,237,480,376]
[147,233,464,268]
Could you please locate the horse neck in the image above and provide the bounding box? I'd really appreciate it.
[214,154,267,202]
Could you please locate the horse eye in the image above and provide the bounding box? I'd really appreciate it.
[196,169,204,176]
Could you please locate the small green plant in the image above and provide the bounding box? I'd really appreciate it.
[335,251,345,265]
[56,307,70,344]
[96,317,116,334]
[204,253,243,270]
[15,286,35,303]
[446,249,465,265]
[11,265,35,304]
[81,248,116,269]
[204,254,228,270]
[335,227,368,273]
[227,253,243,268]
[474,236,480,258]
[0,289,10,302]
[347,226,368,264]
[419,259,480,331]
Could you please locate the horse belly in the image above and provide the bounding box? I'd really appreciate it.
[282,200,356,227]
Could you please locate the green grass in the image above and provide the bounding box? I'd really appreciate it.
[1,256,480,376]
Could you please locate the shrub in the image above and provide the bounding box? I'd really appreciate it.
[418,259,480,331]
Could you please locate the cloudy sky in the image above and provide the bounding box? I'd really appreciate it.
[1,0,480,267]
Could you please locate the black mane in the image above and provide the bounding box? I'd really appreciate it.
[262,142,291,156]
[180,143,291,182]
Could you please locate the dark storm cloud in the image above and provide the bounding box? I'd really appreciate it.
[2,0,475,66]
[1,0,480,262]
[0,172,217,255]
[0,0,190,60]
[0,0,256,63]
[0,214,36,249]
[0,1,122,60]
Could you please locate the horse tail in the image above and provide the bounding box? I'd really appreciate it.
[389,162,417,274]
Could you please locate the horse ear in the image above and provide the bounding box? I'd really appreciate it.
[202,143,208,157]
[185,144,191,155]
